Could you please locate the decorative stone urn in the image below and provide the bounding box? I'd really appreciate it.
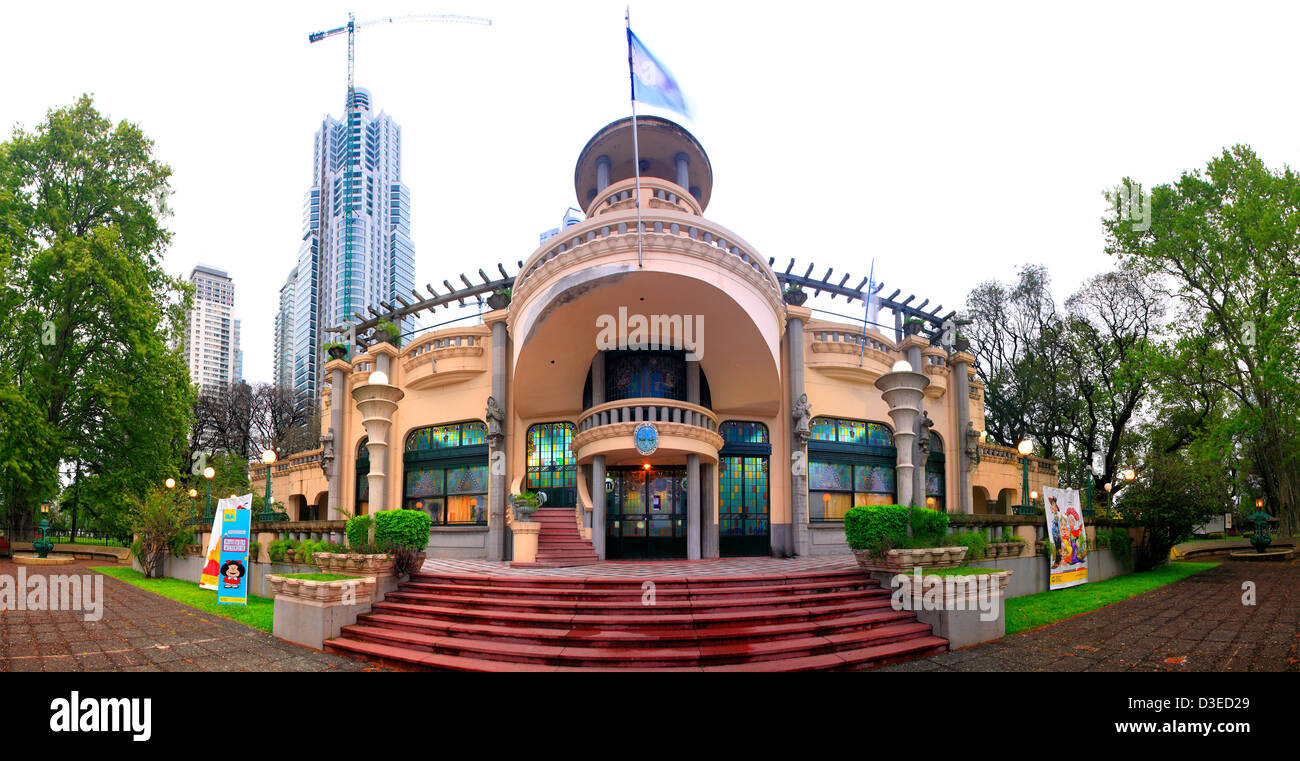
[874,364,931,507]
[783,288,807,306]
[486,290,511,310]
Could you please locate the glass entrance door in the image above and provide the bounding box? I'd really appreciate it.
[606,467,687,559]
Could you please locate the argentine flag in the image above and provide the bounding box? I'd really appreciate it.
[628,29,691,118]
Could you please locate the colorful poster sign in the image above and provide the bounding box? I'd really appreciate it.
[1043,486,1088,589]
[200,494,251,590]
[216,498,253,605]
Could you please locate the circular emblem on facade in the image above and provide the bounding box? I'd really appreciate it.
[634,423,659,455]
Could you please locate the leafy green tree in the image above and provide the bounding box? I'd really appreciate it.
[1106,146,1300,534]
[0,96,194,536]
[1117,448,1230,570]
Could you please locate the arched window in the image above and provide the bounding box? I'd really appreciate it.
[403,421,489,525]
[808,416,896,521]
[605,350,686,402]
[355,437,369,515]
[925,432,945,510]
[526,422,577,508]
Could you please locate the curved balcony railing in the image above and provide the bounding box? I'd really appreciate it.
[588,176,703,218]
[577,398,719,435]
[514,207,781,297]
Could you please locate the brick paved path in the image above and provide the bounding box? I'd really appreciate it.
[880,561,1300,672]
[0,559,378,672]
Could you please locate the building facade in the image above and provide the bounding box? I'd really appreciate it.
[274,267,297,391]
[257,117,1057,560]
[279,87,416,405]
[184,264,240,394]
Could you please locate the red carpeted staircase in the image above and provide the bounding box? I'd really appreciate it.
[323,567,948,671]
[524,507,599,567]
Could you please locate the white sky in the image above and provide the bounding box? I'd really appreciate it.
[6,0,1300,384]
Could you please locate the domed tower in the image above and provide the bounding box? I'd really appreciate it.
[507,116,788,561]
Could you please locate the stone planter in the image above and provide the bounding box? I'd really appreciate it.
[326,346,348,360]
[313,552,420,576]
[852,545,969,573]
[486,292,511,310]
[266,574,377,604]
[904,320,924,336]
[783,289,807,306]
[511,521,541,563]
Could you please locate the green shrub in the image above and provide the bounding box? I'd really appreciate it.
[949,531,988,561]
[1206,531,1225,540]
[249,541,261,563]
[1107,527,1133,570]
[268,538,295,563]
[844,505,949,552]
[167,530,194,557]
[296,539,326,565]
[346,515,373,548]
[375,509,431,551]
[844,505,908,550]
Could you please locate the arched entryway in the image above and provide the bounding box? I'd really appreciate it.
[972,486,991,515]
[996,488,1018,515]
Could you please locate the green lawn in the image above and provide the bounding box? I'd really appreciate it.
[54,537,126,547]
[279,573,360,581]
[92,566,274,633]
[923,566,1006,577]
[1005,562,1219,635]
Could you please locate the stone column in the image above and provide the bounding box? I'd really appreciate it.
[324,359,350,520]
[687,453,701,560]
[486,311,510,561]
[596,155,611,193]
[787,306,812,558]
[351,380,405,513]
[874,367,930,508]
[701,463,718,559]
[686,359,700,404]
[591,351,605,405]
[592,454,607,560]
[675,152,690,190]
[951,351,975,513]
[902,336,929,508]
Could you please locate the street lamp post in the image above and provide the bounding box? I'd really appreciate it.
[1014,439,1034,514]
[203,466,215,518]
[259,449,280,522]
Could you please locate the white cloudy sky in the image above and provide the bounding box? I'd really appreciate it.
[6,0,1299,383]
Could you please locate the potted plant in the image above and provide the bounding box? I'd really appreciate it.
[904,317,925,336]
[323,342,348,360]
[372,319,401,347]
[511,490,545,521]
[486,287,512,310]
[844,504,968,573]
[953,332,970,352]
[782,282,807,306]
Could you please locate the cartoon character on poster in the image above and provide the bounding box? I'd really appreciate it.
[1043,486,1089,590]
[216,504,252,605]
[200,494,252,590]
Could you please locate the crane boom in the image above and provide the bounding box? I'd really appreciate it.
[306,11,491,349]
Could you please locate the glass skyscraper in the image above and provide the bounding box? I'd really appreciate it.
[277,87,416,404]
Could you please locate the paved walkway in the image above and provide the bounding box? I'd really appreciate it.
[879,560,1300,672]
[420,555,860,578]
[0,559,378,672]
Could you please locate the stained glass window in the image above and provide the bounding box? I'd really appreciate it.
[720,456,769,537]
[720,421,770,445]
[525,423,576,507]
[925,432,945,509]
[605,351,686,402]
[810,461,896,521]
[405,421,488,452]
[404,465,487,524]
[810,417,893,446]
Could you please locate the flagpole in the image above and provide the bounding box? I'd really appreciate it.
[626,8,644,268]
[860,259,875,367]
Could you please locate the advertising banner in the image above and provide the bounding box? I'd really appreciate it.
[216,496,253,605]
[200,494,251,590]
[1043,486,1089,590]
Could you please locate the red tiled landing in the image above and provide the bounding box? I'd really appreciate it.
[324,565,947,671]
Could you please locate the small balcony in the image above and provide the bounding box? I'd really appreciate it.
[573,397,723,465]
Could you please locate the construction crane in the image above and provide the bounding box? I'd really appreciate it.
[308,13,491,344]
